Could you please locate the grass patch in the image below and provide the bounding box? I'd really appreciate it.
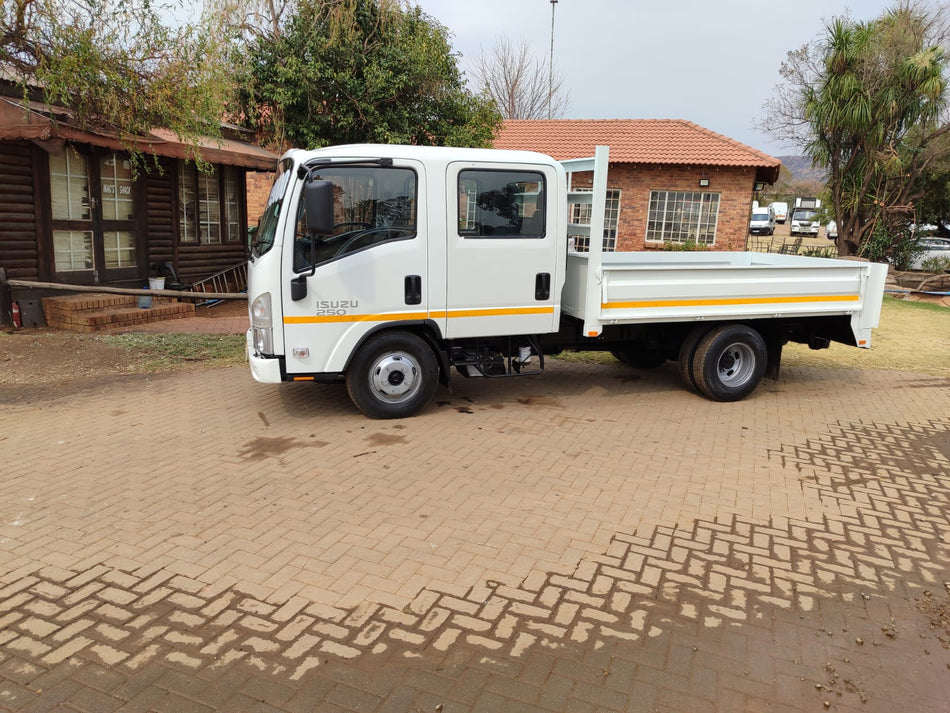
[100,333,247,373]
[784,296,949,377]
[553,350,616,366]
[551,297,949,377]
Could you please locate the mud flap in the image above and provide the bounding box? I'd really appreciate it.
[765,338,783,381]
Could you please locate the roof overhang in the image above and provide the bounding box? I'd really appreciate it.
[754,164,781,185]
[0,97,278,171]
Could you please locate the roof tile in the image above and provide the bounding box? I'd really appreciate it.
[494,119,780,170]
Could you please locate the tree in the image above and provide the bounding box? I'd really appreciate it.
[239,0,502,150]
[762,3,950,256]
[908,137,950,233]
[206,0,294,41]
[470,35,570,119]
[0,0,238,167]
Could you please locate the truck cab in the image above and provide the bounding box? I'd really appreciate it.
[248,145,567,417]
[790,197,822,237]
[749,205,775,235]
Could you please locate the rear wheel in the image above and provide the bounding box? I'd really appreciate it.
[677,325,712,392]
[346,332,439,419]
[691,324,767,402]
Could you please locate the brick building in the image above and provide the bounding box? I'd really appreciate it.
[494,119,781,252]
[246,170,275,227]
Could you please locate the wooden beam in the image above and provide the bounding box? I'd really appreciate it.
[7,279,246,301]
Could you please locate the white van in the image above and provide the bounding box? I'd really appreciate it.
[750,205,776,235]
[770,202,789,223]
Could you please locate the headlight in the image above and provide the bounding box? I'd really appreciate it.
[252,326,274,355]
[251,292,272,328]
[250,293,274,355]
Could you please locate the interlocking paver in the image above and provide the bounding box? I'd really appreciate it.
[1,357,950,710]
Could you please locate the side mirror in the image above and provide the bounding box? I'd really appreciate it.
[305,180,334,236]
[291,274,308,301]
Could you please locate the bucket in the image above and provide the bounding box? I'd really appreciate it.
[148,276,165,291]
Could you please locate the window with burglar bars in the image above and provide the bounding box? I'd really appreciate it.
[645,190,720,245]
[568,188,620,251]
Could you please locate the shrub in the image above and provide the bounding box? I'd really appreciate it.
[865,222,923,269]
[920,254,950,273]
[659,240,708,252]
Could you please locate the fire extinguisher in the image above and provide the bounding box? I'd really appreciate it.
[11,300,21,329]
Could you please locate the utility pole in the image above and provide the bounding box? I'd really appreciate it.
[548,0,558,119]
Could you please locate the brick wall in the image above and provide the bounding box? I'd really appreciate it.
[571,163,756,251]
[246,170,276,226]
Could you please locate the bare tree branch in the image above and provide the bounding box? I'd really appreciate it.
[469,34,570,120]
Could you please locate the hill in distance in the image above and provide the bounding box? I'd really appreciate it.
[778,156,827,184]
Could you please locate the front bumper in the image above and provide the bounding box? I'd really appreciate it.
[246,328,283,383]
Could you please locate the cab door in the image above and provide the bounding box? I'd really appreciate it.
[281,161,428,375]
[444,162,560,338]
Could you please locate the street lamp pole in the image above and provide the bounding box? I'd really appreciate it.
[548,0,558,119]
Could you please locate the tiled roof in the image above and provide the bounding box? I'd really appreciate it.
[494,119,780,172]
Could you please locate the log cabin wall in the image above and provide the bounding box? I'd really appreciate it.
[144,156,176,276]
[0,140,41,281]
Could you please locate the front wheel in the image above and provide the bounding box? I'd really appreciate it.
[346,332,439,419]
[691,324,767,402]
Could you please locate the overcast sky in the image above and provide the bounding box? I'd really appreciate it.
[415,0,897,158]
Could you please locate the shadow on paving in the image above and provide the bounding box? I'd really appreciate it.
[1,419,949,712]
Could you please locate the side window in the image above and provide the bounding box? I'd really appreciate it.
[458,170,546,238]
[294,166,417,272]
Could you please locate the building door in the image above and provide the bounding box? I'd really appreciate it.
[48,148,141,284]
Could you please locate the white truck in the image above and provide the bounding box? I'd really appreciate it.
[247,145,887,419]
[790,197,822,237]
[770,201,789,223]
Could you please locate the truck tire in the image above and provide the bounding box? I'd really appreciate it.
[610,347,666,369]
[677,325,713,392]
[346,331,439,419]
[691,324,767,402]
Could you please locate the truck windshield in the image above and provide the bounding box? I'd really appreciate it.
[793,209,818,221]
[294,165,417,272]
[251,158,294,258]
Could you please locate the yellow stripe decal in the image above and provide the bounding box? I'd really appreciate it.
[284,311,429,324]
[602,294,861,310]
[284,306,554,325]
[441,306,554,318]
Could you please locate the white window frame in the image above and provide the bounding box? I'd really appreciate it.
[569,188,621,252]
[645,190,720,245]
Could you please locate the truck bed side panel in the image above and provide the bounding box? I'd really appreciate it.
[562,251,887,346]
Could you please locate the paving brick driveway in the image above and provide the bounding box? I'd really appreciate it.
[1,358,948,712]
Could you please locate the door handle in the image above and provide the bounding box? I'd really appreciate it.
[405,275,422,305]
[535,272,550,300]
